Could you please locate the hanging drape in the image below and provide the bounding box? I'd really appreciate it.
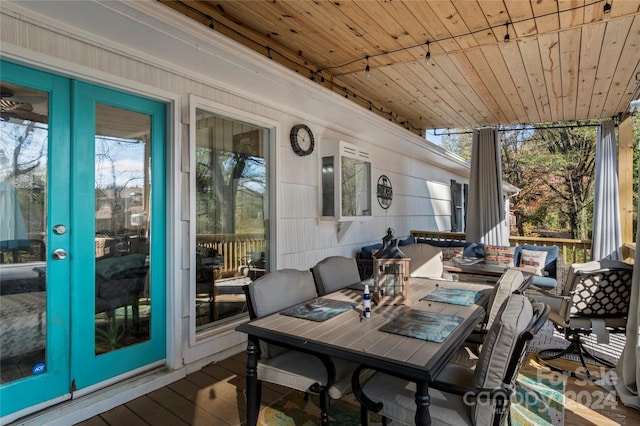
[591,120,623,261]
[465,128,509,246]
[611,170,640,409]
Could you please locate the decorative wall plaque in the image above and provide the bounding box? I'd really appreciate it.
[376,175,393,209]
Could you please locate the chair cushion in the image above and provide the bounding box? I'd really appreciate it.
[398,236,416,246]
[519,249,548,276]
[530,275,557,289]
[361,364,473,426]
[484,245,516,267]
[472,295,533,425]
[400,243,444,278]
[361,243,383,260]
[312,256,361,295]
[518,245,559,278]
[247,269,318,358]
[258,350,355,399]
[247,269,317,318]
[417,238,450,247]
[462,242,484,258]
[486,269,525,328]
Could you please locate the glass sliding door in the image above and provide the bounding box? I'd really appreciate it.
[193,110,270,330]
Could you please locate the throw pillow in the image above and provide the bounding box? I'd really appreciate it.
[484,245,516,267]
[441,247,464,261]
[519,249,548,276]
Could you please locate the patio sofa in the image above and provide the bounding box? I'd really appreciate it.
[356,236,560,290]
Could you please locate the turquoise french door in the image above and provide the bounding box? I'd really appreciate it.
[0,61,166,417]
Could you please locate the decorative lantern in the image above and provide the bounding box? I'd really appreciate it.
[373,228,410,305]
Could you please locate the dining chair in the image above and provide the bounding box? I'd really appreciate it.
[352,295,549,426]
[450,268,533,366]
[535,259,633,378]
[311,255,362,295]
[242,268,357,425]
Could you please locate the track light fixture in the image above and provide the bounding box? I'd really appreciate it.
[425,41,431,60]
[603,1,611,13]
[504,22,510,42]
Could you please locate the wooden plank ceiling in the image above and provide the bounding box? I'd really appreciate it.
[159,0,640,135]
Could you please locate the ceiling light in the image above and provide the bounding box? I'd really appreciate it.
[603,1,612,13]
[504,23,510,42]
[365,56,370,76]
[425,41,431,60]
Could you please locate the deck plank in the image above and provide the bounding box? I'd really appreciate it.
[125,395,189,426]
[167,378,242,425]
[77,350,640,425]
[146,386,223,425]
[98,405,147,426]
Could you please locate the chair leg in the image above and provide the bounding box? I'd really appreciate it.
[537,334,614,379]
[319,390,329,426]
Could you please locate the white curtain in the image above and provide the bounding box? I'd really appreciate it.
[465,128,509,246]
[591,120,623,261]
[611,183,640,409]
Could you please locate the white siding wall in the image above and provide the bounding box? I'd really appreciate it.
[0,0,470,399]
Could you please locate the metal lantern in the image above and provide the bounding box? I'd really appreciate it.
[373,228,410,305]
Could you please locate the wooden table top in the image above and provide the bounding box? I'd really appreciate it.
[237,278,490,382]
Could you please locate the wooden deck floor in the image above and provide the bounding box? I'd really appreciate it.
[75,351,640,426]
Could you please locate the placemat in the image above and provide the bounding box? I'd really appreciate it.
[379,309,464,343]
[279,298,356,322]
[421,288,483,306]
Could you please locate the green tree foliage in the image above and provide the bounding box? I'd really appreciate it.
[441,133,472,160]
[440,123,627,240]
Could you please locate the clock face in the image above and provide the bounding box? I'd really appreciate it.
[296,127,312,151]
[290,124,315,156]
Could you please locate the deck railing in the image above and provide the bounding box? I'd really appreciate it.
[409,230,592,264]
[196,233,266,277]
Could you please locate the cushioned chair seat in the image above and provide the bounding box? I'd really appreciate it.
[360,365,474,426]
[530,275,557,289]
[258,350,355,399]
[356,295,549,426]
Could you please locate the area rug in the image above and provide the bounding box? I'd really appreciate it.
[526,320,625,367]
[261,391,381,425]
[511,371,565,426]
[262,375,564,426]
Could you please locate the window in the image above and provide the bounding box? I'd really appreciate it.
[450,179,468,232]
[320,141,371,220]
[193,109,269,330]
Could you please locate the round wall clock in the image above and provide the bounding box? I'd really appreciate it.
[290,124,315,156]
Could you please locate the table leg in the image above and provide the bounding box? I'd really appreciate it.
[414,380,431,426]
[245,337,260,426]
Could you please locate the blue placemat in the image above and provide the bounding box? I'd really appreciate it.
[279,298,356,322]
[379,309,464,343]
[420,288,483,307]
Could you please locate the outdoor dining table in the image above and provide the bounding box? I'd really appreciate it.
[236,277,491,426]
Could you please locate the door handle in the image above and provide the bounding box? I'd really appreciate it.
[52,248,68,260]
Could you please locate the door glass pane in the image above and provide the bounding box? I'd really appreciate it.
[0,83,48,382]
[194,110,269,330]
[94,103,151,355]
